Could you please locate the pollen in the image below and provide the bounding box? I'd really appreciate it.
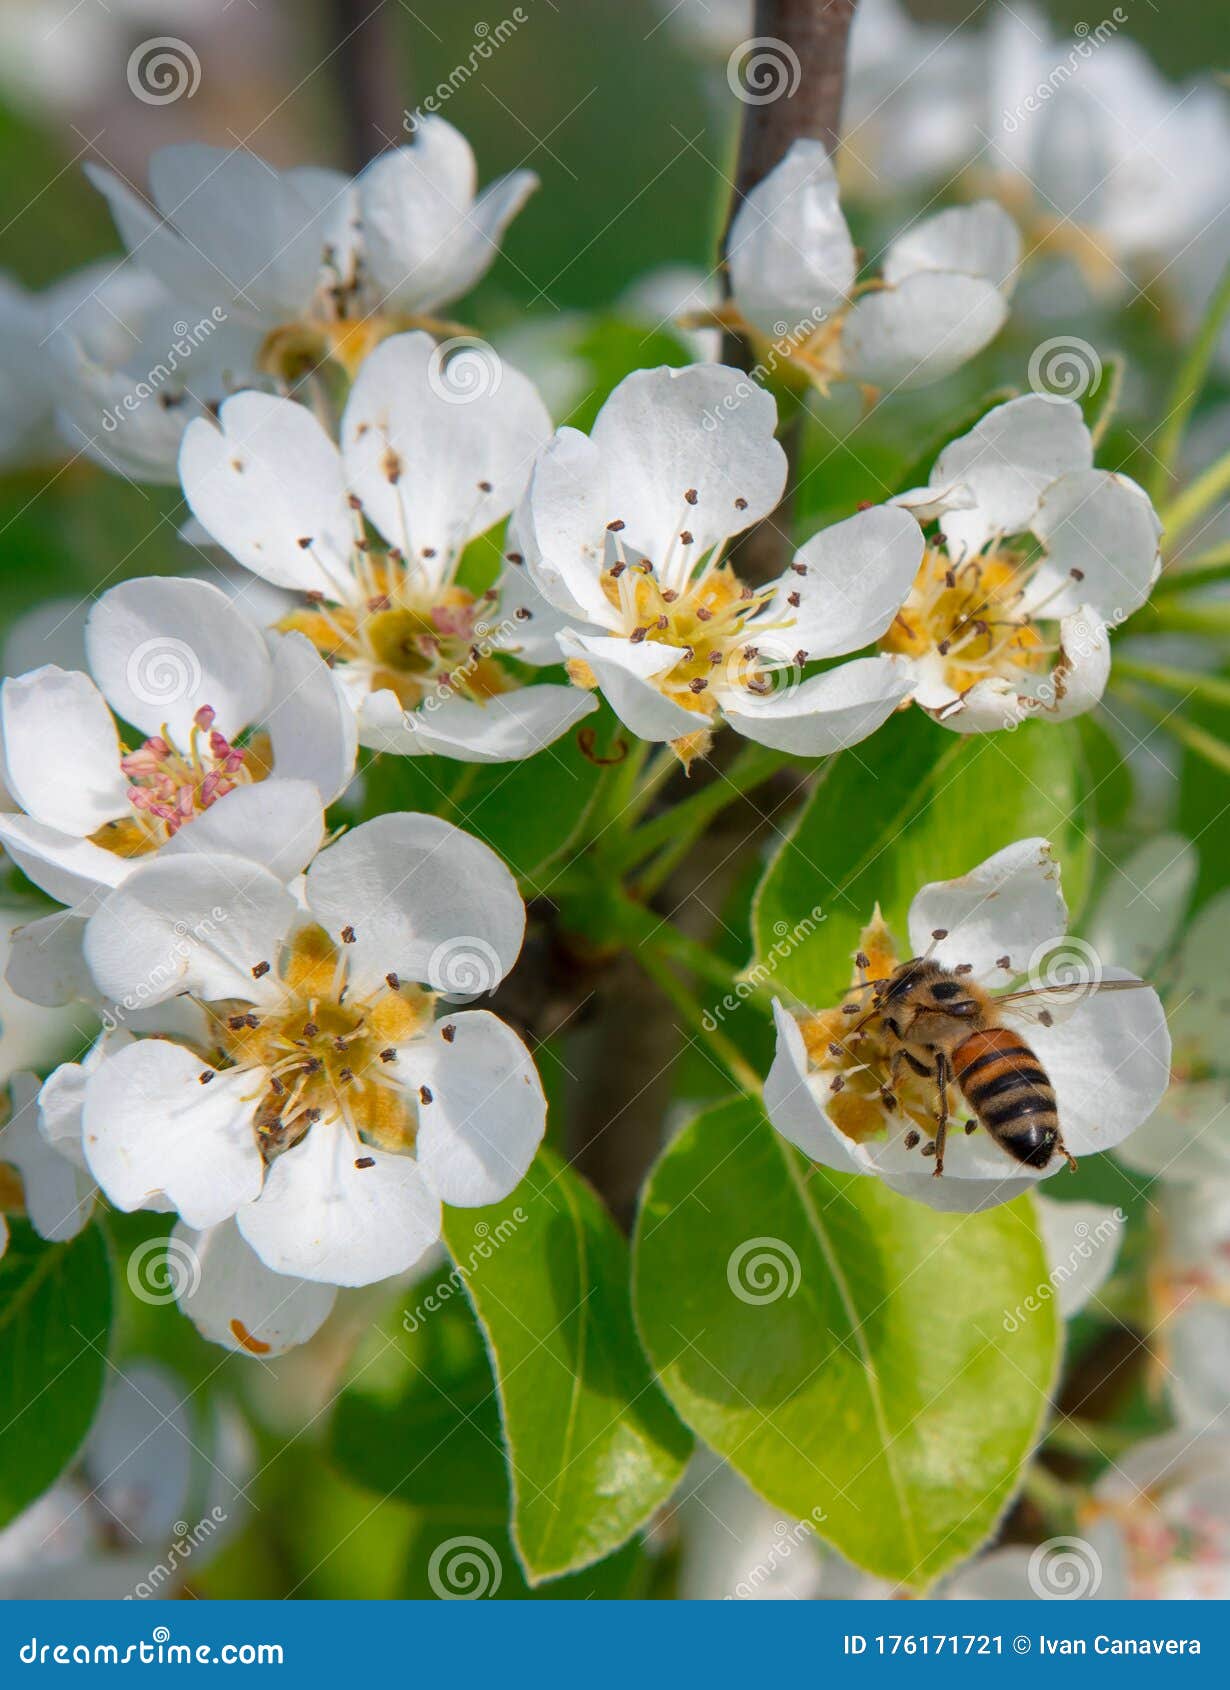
[880,545,1049,696]
[89,707,269,859]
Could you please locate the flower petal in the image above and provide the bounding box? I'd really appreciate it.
[410,1010,545,1206]
[521,427,626,629]
[84,853,297,1008]
[726,138,857,339]
[557,628,705,742]
[4,909,94,1010]
[237,1115,441,1287]
[357,683,596,763]
[305,812,525,997]
[589,365,788,577]
[263,630,358,805]
[763,1002,873,1175]
[931,394,1093,559]
[160,779,325,883]
[775,505,925,658]
[174,1218,337,1358]
[932,606,1111,733]
[1023,967,1171,1158]
[883,200,1021,294]
[1027,469,1162,621]
[722,654,912,755]
[0,1072,94,1242]
[82,1039,265,1229]
[2,667,127,834]
[841,272,1007,390]
[86,576,273,744]
[340,332,551,588]
[179,394,357,599]
[907,837,1068,982]
[0,812,129,905]
[1035,1195,1124,1318]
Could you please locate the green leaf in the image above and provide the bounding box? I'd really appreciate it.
[634,1098,1060,1591]
[0,1221,113,1527]
[329,1258,651,1598]
[751,711,1091,1008]
[442,1147,692,1582]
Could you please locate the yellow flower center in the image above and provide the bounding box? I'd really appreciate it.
[90,707,269,860]
[797,914,937,1144]
[280,557,515,713]
[879,545,1048,695]
[591,555,797,715]
[207,923,435,1161]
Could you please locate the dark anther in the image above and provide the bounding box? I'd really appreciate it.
[606,518,625,531]
[680,530,694,546]
[419,1085,433,1104]
[341,925,356,944]
[441,1024,457,1042]
[198,1071,214,1085]
[787,591,801,608]
[380,1048,396,1063]
[354,1156,376,1169]
[684,488,698,505]
[252,960,271,978]
[385,973,400,991]
[904,1130,921,1149]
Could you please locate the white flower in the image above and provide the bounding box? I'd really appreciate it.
[872,394,1161,732]
[0,575,354,933]
[172,1217,338,1359]
[983,7,1230,299]
[79,812,546,1288]
[1149,1184,1230,1432]
[0,1072,97,1261]
[522,362,923,759]
[1088,837,1230,1187]
[765,838,1171,1213]
[179,332,593,763]
[87,120,535,385]
[725,138,1020,393]
[0,1361,250,1600]
[950,1431,1230,1601]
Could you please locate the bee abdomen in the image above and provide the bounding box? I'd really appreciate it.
[952,1027,1059,1167]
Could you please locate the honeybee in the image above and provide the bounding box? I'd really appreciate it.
[841,948,1150,1177]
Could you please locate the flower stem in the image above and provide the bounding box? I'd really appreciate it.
[1158,446,1230,550]
[637,949,764,1098]
[1148,258,1230,502]
[611,742,793,879]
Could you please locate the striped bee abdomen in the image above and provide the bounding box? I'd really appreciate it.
[952,1025,1060,1168]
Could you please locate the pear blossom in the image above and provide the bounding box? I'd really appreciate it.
[765,838,1171,1214]
[79,812,546,1289]
[0,576,354,954]
[0,1361,250,1600]
[872,394,1161,732]
[949,1431,1230,1601]
[179,331,594,763]
[722,138,1020,394]
[86,120,535,392]
[1087,838,1230,1187]
[522,362,924,760]
[0,1072,97,1262]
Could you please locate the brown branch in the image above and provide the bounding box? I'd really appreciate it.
[329,0,405,172]
[722,0,858,584]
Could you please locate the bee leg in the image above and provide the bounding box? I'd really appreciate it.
[1056,1132,1079,1173]
[932,1051,952,1177]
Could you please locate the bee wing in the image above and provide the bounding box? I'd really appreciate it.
[993,977,1149,1026]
